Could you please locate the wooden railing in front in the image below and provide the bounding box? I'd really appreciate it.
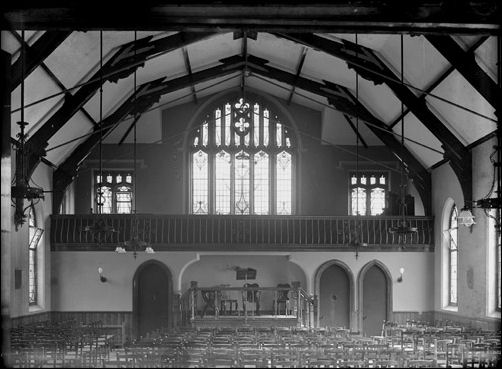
[180,285,315,328]
[50,214,433,251]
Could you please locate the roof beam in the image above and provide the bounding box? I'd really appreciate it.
[389,36,489,129]
[10,30,71,91]
[10,30,98,128]
[243,54,432,213]
[426,35,501,119]
[274,32,470,206]
[2,3,500,34]
[52,54,243,213]
[343,114,368,149]
[287,47,307,105]
[25,31,218,179]
[182,47,198,104]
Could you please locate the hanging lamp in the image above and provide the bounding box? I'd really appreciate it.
[83,31,116,241]
[11,29,46,230]
[117,31,154,258]
[350,34,367,259]
[389,35,418,238]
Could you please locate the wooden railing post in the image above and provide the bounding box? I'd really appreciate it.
[190,281,197,322]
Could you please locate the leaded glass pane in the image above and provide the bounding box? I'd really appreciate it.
[370,176,376,185]
[202,122,208,146]
[276,123,282,147]
[235,151,250,214]
[370,187,385,215]
[276,151,292,215]
[360,176,366,185]
[351,175,357,185]
[351,187,366,215]
[215,151,231,214]
[116,174,122,183]
[254,103,260,146]
[192,150,208,214]
[215,109,221,146]
[380,175,386,185]
[263,109,269,147]
[449,205,458,305]
[126,174,132,183]
[106,175,113,183]
[254,151,269,215]
[225,103,231,145]
[116,186,132,214]
[98,186,112,214]
[29,249,36,304]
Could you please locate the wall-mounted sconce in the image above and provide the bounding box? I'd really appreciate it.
[97,267,107,283]
[397,267,404,283]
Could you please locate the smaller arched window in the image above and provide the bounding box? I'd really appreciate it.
[28,206,43,306]
[447,205,458,306]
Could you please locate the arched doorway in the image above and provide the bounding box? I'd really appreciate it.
[358,260,392,337]
[315,260,354,330]
[133,260,173,339]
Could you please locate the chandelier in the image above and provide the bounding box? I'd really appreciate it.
[115,30,154,258]
[11,30,45,230]
[388,35,419,237]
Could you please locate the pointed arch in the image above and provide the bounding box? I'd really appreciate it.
[314,260,355,330]
[183,87,301,215]
[357,260,393,335]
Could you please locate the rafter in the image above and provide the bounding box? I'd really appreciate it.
[343,114,368,149]
[274,32,470,206]
[25,31,218,179]
[182,47,198,104]
[287,47,307,105]
[389,36,489,129]
[10,30,71,91]
[426,35,501,119]
[10,30,98,129]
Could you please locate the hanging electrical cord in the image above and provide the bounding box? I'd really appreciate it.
[389,35,418,238]
[118,31,154,257]
[98,30,104,215]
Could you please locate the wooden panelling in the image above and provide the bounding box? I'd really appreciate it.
[51,214,434,251]
[11,312,51,328]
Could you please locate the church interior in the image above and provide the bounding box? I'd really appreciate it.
[1,2,501,368]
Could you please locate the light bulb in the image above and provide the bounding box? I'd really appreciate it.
[399,267,405,275]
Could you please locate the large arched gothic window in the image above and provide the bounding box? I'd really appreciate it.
[189,94,296,215]
[447,205,458,306]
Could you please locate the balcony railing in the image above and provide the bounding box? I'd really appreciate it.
[51,214,433,251]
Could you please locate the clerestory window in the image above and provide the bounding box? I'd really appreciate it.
[190,95,296,215]
[28,206,43,306]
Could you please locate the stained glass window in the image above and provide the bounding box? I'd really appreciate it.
[192,150,209,214]
[28,206,43,306]
[349,172,388,215]
[95,170,133,214]
[448,205,458,306]
[190,94,295,214]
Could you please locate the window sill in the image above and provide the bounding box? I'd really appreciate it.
[28,305,44,313]
[486,310,501,319]
[441,306,458,313]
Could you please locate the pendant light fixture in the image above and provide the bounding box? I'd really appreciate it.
[83,31,116,241]
[117,31,154,258]
[389,35,418,238]
[350,34,367,259]
[11,29,46,230]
